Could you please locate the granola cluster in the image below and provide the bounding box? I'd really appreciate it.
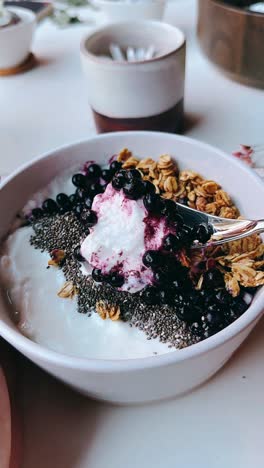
[48,249,65,266]
[118,148,239,218]
[216,240,264,296]
[117,148,264,298]
[57,280,78,299]
[96,301,121,321]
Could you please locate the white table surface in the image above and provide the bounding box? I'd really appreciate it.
[1,1,264,467]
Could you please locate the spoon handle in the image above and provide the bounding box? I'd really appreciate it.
[209,219,264,247]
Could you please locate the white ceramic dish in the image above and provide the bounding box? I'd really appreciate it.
[0,131,264,405]
[0,6,36,70]
[92,0,166,23]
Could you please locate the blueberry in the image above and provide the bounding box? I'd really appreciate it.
[216,290,232,305]
[75,188,87,202]
[153,270,169,285]
[142,250,162,269]
[231,297,248,317]
[177,272,194,290]
[208,223,214,236]
[206,303,223,315]
[31,207,43,219]
[163,233,182,252]
[174,292,185,306]
[108,272,124,287]
[101,169,113,182]
[143,193,162,214]
[84,228,90,237]
[73,203,84,218]
[173,214,184,229]
[190,322,204,338]
[80,209,97,227]
[84,196,93,209]
[176,303,202,324]
[142,286,159,305]
[142,180,156,195]
[171,279,183,290]
[126,169,141,181]
[110,161,122,173]
[86,163,101,179]
[180,224,194,243]
[123,180,144,200]
[69,193,78,206]
[112,171,126,190]
[159,261,184,283]
[56,193,69,206]
[92,268,104,282]
[161,199,178,219]
[59,205,69,214]
[203,269,224,289]
[159,289,174,305]
[72,173,86,188]
[173,291,203,323]
[189,290,203,306]
[203,309,225,332]
[193,223,213,244]
[56,193,72,213]
[89,183,104,197]
[42,199,58,215]
[199,289,215,306]
[74,246,84,262]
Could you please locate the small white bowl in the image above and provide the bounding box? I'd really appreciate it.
[0,132,264,404]
[0,7,36,70]
[93,0,166,23]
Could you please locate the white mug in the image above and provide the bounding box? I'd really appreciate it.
[0,7,36,70]
[92,0,166,23]
[80,21,186,133]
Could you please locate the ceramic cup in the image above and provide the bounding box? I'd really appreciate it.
[0,7,36,70]
[92,0,166,23]
[80,21,186,133]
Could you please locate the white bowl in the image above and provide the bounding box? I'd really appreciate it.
[93,0,166,23]
[0,7,36,70]
[0,132,264,405]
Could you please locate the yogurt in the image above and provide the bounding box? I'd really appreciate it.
[0,172,173,360]
[81,183,174,292]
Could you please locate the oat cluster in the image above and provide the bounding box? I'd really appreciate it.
[216,240,264,295]
[48,249,65,266]
[117,148,239,218]
[57,280,78,299]
[96,301,121,321]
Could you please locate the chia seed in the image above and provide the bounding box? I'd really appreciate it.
[30,212,200,350]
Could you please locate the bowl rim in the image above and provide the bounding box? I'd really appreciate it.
[0,131,264,372]
[208,0,264,18]
[80,20,185,66]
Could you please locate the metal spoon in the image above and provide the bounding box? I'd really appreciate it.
[175,203,264,249]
